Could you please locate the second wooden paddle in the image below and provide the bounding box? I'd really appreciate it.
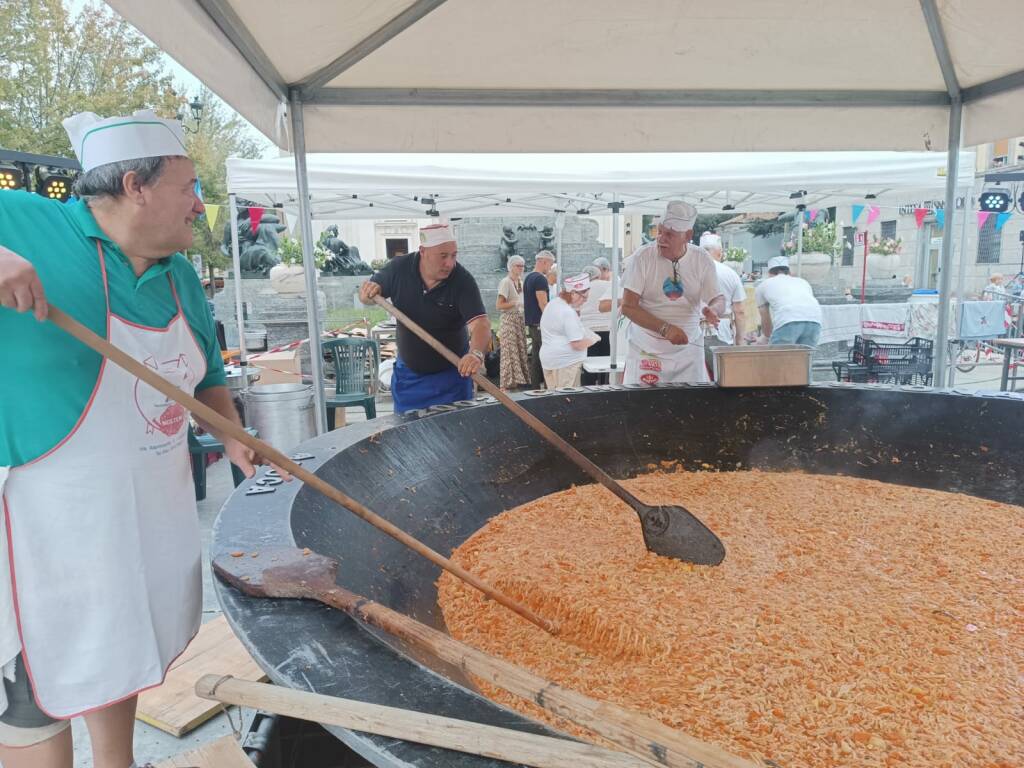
[372,295,725,566]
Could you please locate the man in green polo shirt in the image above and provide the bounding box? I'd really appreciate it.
[0,109,273,768]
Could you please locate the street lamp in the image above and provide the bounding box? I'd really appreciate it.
[177,96,204,134]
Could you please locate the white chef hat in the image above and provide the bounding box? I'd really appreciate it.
[564,272,591,292]
[660,200,697,232]
[767,256,790,271]
[699,232,723,252]
[419,222,456,248]
[62,109,188,172]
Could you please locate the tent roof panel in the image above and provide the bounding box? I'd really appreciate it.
[327,0,945,91]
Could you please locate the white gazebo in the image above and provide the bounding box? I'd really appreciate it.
[107,0,1024,431]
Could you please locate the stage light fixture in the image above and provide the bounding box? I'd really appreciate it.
[35,167,75,202]
[0,164,24,191]
[979,188,1011,213]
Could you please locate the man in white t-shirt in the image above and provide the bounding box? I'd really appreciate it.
[698,232,747,372]
[539,272,599,388]
[620,201,725,385]
[754,256,823,346]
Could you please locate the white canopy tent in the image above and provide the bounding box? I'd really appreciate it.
[226,151,976,219]
[106,0,1024,431]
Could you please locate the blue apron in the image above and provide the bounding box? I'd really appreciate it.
[391,357,474,414]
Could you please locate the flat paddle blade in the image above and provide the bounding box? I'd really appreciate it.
[639,505,726,566]
[213,546,339,599]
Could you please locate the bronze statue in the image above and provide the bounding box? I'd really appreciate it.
[221,210,286,277]
[539,225,556,254]
[497,225,519,269]
[318,225,372,276]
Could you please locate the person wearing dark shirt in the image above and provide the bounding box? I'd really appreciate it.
[522,250,555,388]
[359,223,490,413]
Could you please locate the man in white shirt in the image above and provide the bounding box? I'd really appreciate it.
[698,232,747,372]
[754,256,823,345]
[620,201,725,385]
[539,272,599,388]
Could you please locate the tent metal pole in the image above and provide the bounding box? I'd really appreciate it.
[289,93,328,434]
[609,198,622,372]
[949,184,973,386]
[554,212,565,293]
[228,193,249,393]
[932,98,963,386]
[796,208,804,278]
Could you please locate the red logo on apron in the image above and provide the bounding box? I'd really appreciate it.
[640,373,660,385]
[135,354,196,436]
[639,357,662,372]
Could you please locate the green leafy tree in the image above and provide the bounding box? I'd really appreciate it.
[0,0,180,155]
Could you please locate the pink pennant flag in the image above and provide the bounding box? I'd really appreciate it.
[808,208,818,223]
[866,206,881,226]
[977,211,992,229]
[249,206,265,233]
[914,208,929,229]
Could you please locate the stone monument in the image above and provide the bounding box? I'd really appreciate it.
[497,225,519,269]
[222,209,285,278]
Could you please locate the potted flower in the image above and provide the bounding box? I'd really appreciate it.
[269,235,327,295]
[867,236,903,280]
[782,222,837,284]
[723,246,748,274]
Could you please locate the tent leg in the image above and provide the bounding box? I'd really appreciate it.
[228,193,249,394]
[608,198,623,373]
[932,99,963,386]
[289,93,328,435]
[949,184,972,386]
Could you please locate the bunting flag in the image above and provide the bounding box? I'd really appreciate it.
[914,208,929,229]
[803,210,811,223]
[996,211,1012,231]
[285,211,298,235]
[204,203,222,232]
[934,209,945,228]
[977,211,992,229]
[808,208,819,222]
[248,206,265,233]
[852,204,865,223]
[866,206,881,226]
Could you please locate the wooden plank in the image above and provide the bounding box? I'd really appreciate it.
[153,734,253,768]
[137,616,266,737]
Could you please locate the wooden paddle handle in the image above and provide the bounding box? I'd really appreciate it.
[314,580,755,768]
[195,675,647,768]
[372,297,640,508]
[46,305,554,635]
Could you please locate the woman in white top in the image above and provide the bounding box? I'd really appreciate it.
[495,255,530,389]
[539,272,599,388]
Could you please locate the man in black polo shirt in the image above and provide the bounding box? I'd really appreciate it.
[523,250,555,388]
[359,223,490,413]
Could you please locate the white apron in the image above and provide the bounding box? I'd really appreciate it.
[2,242,205,718]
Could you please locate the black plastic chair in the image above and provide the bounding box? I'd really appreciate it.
[188,425,257,501]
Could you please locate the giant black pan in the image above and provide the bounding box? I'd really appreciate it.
[213,383,1024,767]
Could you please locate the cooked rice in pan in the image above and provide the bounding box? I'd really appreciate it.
[438,471,1023,767]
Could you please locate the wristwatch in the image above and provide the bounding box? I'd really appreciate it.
[658,321,671,338]
[470,349,485,363]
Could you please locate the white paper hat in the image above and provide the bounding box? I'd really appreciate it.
[767,256,790,271]
[564,272,591,292]
[419,223,456,248]
[660,200,697,232]
[699,232,722,251]
[62,109,189,172]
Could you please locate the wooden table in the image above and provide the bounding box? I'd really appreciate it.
[992,338,1024,391]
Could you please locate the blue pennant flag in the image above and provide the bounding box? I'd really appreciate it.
[852,204,865,223]
[996,212,1012,230]
[935,209,945,228]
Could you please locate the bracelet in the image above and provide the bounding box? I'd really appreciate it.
[658,321,671,338]
[470,349,485,362]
